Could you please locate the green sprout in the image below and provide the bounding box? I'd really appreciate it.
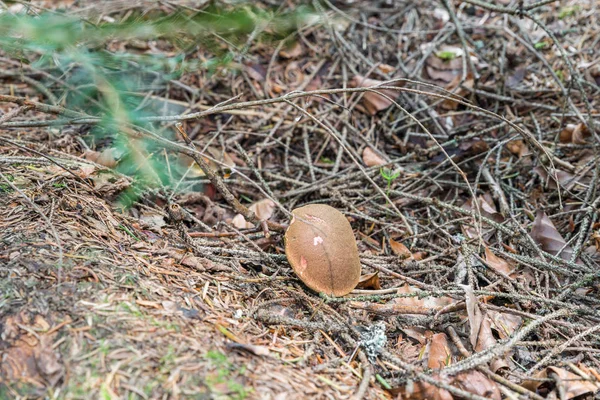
[380,167,401,198]
[436,51,457,61]
[558,6,580,19]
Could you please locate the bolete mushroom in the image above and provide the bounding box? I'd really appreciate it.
[284,204,361,296]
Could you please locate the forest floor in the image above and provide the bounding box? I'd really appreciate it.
[1,0,600,399]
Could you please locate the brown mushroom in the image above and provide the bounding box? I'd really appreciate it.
[284,204,361,296]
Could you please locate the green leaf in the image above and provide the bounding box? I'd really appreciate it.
[436,51,457,61]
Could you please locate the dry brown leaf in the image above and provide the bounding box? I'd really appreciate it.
[390,238,412,258]
[231,213,253,229]
[484,246,514,276]
[0,313,64,386]
[84,148,119,168]
[506,139,530,158]
[246,63,267,81]
[523,366,600,399]
[425,45,479,84]
[463,284,484,350]
[356,272,381,290]
[402,327,428,345]
[441,73,474,110]
[531,211,575,261]
[560,123,590,144]
[250,199,276,221]
[350,75,402,115]
[488,310,522,339]
[474,317,496,353]
[362,147,386,167]
[75,164,97,179]
[427,333,450,369]
[279,41,303,58]
[139,212,166,232]
[284,61,304,88]
[477,317,509,373]
[378,64,395,74]
[395,284,455,310]
[179,255,209,271]
[452,370,502,400]
[533,166,581,190]
[464,194,504,223]
[351,284,456,314]
[463,284,509,372]
[393,375,454,400]
[231,199,276,229]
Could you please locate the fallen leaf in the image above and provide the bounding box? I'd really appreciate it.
[402,327,428,345]
[533,166,581,190]
[378,64,395,74]
[463,285,508,372]
[231,213,253,229]
[279,41,303,58]
[425,45,479,84]
[395,284,455,310]
[531,211,575,261]
[390,374,453,400]
[484,246,514,276]
[452,370,501,400]
[246,63,267,81]
[464,194,504,223]
[231,199,276,229]
[0,313,64,387]
[356,272,381,290]
[178,147,235,178]
[523,366,599,399]
[139,212,166,232]
[488,310,522,339]
[350,75,403,115]
[441,73,474,110]
[427,333,450,369]
[362,147,386,166]
[506,139,530,158]
[463,284,484,350]
[390,238,412,259]
[560,123,590,144]
[507,68,526,88]
[250,199,276,221]
[180,255,209,271]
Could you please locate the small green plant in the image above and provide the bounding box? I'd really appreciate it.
[380,167,401,197]
[159,345,177,374]
[205,350,251,400]
[558,5,580,19]
[436,51,457,61]
[0,5,316,207]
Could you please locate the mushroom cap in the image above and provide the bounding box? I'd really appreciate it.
[284,204,361,296]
